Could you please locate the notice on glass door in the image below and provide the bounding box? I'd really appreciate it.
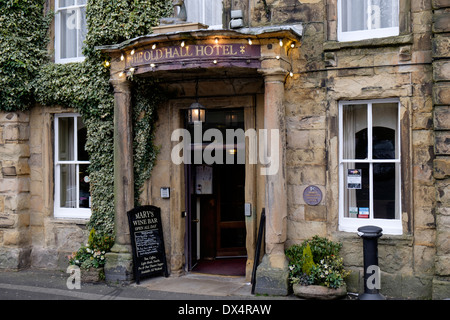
[196,165,213,194]
[347,169,362,189]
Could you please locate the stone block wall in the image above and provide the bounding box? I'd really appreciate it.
[432,0,450,299]
[27,106,88,269]
[0,111,31,269]
[270,0,448,299]
[249,0,323,27]
[0,107,88,271]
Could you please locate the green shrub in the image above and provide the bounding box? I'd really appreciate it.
[309,254,351,289]
[301,244,315,275]
[68,229,115,270]
[286,236,350,289]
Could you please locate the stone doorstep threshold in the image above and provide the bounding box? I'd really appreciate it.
[133,273,251,297]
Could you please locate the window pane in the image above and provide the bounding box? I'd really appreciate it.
[185,0,222,27]
[373,163,397,219]
[77,117,89,161]
[186,0,202,24]
[205,0,223,26]
[58,117,74,161]
[343,104,367,159]
[57,3,86,61]
[219,164,245,222]
[372,102,398,159]
[376,0,399,29]
[355,164,370,216]
[220,228,245,248]
[341,0,368,32]
[372,127,395,159]
[60,164,76,208]
[344,163,370,218]
[59,0,75,8]
[59,9,78,59]
[79,164,90,208]
[341,0,399,32]
[78,6,87,57]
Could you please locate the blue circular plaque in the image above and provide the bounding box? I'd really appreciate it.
[303,185,322,206]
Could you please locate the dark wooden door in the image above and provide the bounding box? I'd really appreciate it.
[186,108,246,265]
[215,163,246,257]
[198,163,246,258]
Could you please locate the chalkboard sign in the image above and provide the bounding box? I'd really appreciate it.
[127,205,168,284]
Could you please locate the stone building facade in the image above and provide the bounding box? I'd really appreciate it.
[0,0,449,299]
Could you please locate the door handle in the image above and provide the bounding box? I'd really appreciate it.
[192,219,199,223]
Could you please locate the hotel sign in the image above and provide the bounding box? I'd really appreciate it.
[125,43,261,71]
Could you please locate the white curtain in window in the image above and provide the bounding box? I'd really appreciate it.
[341,0,399,32]
[342,0,367,32]
[343,108,356,215]
[58,118,76,208]
[343,105,366,215]
[185,0,222,28]
[78,6,87,57]
[56,0,86,60]
[61,164,77,208]
[60,9,77,59]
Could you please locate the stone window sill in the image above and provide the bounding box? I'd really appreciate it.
[332,230,413,245]
[324,34,413,52]
[50,217,89,226]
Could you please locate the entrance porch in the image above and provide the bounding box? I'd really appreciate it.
[98,24,302,295]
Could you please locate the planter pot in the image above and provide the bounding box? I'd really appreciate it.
[293,283,347,300]
[81,267,104,283]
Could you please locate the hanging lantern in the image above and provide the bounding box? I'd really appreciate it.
[188,79,205,124]
[188,102,205,124]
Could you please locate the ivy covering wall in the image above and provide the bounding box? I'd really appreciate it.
[1,0,171,236]
[0,0,53,110]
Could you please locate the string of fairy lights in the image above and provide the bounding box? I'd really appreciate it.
[105,37,297,80]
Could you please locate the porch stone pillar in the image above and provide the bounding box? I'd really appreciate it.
[104,74,135,283]
[255,68,289,295]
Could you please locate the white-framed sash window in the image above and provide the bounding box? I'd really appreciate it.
[185,0,223,29]
[54,114,91,219]
[339,99,402,235]
[54,0,87,63]
[337,0,399,42]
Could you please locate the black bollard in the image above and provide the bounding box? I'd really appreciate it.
[357,225,385,300]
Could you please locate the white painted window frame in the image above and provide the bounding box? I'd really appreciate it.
[54,113,91,219]
[337,0,400,42]
[338,99,402,235]
[54,0,86,64]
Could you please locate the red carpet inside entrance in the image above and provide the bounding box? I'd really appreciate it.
[192,258,246,276]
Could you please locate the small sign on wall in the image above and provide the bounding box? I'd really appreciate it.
[245,203,252,217]
[303,185,323,206]
[160,187,170,199]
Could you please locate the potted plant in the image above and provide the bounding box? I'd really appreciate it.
[68,229,114,282]
[286,236,351,300]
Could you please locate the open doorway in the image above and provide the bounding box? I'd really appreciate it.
[185,108,246,276]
